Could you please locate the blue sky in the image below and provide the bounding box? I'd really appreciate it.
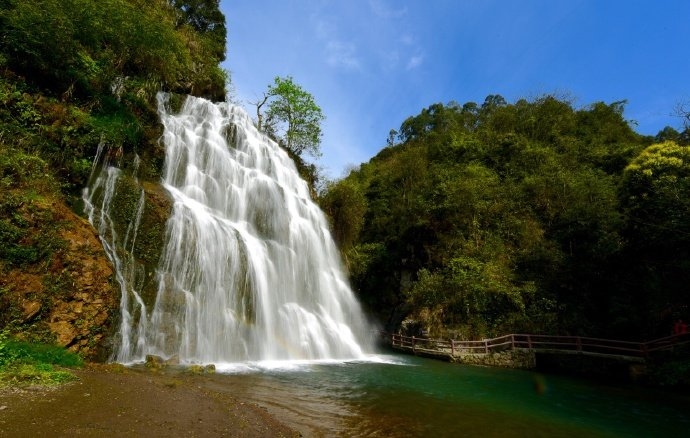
[221,1,690,179]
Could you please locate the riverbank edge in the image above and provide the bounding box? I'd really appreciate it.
[0,363,300,437]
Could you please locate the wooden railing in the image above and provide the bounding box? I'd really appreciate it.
[388,331,690,359]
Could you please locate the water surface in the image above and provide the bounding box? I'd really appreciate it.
[201,354,690,437]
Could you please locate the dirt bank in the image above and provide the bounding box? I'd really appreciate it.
[0,364,298,437]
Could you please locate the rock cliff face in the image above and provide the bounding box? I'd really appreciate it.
[0,198,118,361]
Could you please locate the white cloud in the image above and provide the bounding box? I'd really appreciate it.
[326,41,361,70]
[311,14,361,71]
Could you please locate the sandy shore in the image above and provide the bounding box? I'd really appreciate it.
[0,364,299,437]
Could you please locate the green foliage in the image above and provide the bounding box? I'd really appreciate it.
[0,336,83,368]
[0,0,229,195]
[621,141,690,252]
[169,0,227,62]
[0,329,82,386]
[621,141,690,234]
[0,0,225,100]
[262,76,325,158]
[344,242,399,314]
[618,141,690,335]
[0,363,78,385]
[323,94,676,339]
[0,330,21,367]
[0,0,228,364]
[0,146,64,267]
[320,177,367,249]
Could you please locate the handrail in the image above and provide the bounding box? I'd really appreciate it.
[387,331,690,359]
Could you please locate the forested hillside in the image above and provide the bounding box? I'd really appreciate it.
[0,0,227,358]
[322,95,690,342]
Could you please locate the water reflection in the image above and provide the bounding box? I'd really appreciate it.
[192,355,690,437]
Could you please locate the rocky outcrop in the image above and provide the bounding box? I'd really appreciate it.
[0,198,118,361]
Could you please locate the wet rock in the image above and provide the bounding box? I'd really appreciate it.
[185,364,216,374]
[186,365,205,374]
[145,355,166,369]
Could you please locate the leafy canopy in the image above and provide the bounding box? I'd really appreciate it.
[0,0,227,100]
[262,76,325,159]
[320,94,677,340]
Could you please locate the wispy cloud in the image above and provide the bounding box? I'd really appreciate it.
[369,0,407,19]
[312,14,361,71]
[326,41,361,70]
[398,33,424,70]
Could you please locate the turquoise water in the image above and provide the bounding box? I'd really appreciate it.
[206,355,690,437]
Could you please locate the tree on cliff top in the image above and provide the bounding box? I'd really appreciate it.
[255,76,325,160]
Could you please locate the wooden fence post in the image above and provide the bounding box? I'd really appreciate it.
[412,336,416,353]
[576,337,582,352]
[484,339,488,354]
[450,339,455,356]
[511,334,515,350]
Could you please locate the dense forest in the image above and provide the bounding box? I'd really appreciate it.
[321,96,690,342]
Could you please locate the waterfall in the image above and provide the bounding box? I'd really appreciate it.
[84,94,373,364]
[83,144,149,363]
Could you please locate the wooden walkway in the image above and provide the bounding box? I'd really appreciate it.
[386,332,690,363]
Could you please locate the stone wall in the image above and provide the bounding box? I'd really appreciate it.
[452,349,536,369]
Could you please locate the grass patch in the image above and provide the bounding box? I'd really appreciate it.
[0,362,77,386]
[0,330,82,386]
[2,339,84,367]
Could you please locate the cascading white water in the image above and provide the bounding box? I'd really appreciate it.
[86,94,373,364]
[83,145,149,363]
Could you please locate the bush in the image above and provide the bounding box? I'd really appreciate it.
[0,330,21,367]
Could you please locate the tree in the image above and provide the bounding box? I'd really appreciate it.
[258,76,325,159]
[620,141,690,336]
[674,101,690,145]
[655,126,681,143]
[0,0,226,100]
[621,141,690,244]
[676,101,690,130]
[169,0,227,61]
[320,178,367,249]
